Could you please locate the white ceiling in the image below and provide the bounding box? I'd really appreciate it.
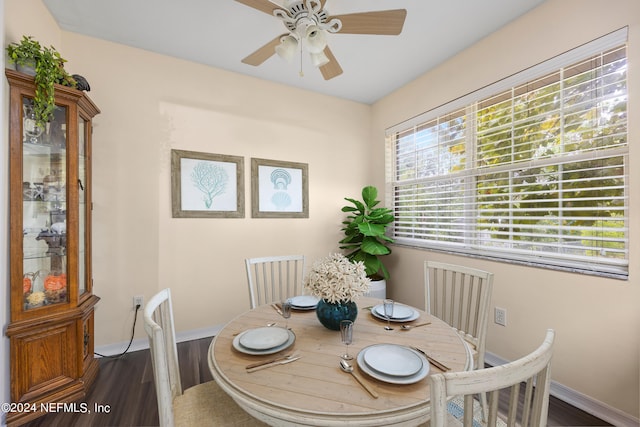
[42,0,546,104]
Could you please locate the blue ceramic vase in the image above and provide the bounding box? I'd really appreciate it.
[315,299,358,330]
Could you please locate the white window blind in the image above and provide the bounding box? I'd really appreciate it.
[386,29,629,278]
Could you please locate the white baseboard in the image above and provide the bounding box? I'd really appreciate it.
[94,325,222,358]
[485,352,639,427]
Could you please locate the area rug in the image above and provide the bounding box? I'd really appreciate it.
[447,396,507,427]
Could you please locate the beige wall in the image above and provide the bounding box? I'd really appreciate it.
[62,34,372,340]
[5,0,59,48]
[4,1,372,351]
[4,0,639,423]
[372,0,639,420]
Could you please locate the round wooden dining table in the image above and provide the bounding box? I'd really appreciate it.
[208,296,471,426]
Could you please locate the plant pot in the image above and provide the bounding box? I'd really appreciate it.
[365,278,386,299]
[16,62,36,76]
[315,299,358,330]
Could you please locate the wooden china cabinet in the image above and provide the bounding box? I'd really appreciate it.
[5,69,100,426]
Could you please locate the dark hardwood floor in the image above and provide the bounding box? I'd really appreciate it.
[22,337,611,427]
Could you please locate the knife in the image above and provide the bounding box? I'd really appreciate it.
[246,356,301,373]
[410,347,450,372]
[245,352,296,370]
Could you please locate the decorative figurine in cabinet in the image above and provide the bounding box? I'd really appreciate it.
[5,69,100,426]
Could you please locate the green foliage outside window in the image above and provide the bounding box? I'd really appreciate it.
[391,43,628,274]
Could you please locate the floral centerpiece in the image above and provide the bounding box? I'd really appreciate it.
[304,253,371,330]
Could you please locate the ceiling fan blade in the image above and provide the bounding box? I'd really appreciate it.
[241,34,287,66]
[331,9,407,35]
[234,0,280,15]
[319,46,343,80]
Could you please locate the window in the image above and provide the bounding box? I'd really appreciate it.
[386,29,628,278]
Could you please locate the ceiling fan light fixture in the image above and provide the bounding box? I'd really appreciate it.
[305,26,327,54]
[238,0,407,80]
[275,35,299,62]
[310,51,329,68]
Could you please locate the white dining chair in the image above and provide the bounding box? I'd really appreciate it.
[144,288,266,427]
[429,329,555,427]
[424,260,494,418]
[245,255,306,308]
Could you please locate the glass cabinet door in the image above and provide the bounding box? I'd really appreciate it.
[22,97,68,310]
[78,118,87,296]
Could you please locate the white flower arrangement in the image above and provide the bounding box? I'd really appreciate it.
[303,253,371,304]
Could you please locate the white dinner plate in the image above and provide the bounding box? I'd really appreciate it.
[363,344,423,377]
[357,345,429,384]
[289,295,320,310]
[373,304,414,319]
[371,304,420,322]
[233,328,296,355]
[239,327,290,350]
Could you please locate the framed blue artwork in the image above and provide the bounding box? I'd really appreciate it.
[171,149,244,218]
[251,158,309,218]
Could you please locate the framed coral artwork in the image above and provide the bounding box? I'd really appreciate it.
[171,149,244,218]
[251,158,309,218]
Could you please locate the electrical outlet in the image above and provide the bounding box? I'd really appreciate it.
[494,307,507,326]
[133,295,144,310]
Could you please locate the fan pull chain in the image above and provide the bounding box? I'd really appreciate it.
[299,40,304,77]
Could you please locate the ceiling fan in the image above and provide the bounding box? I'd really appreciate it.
[235,0,407,80]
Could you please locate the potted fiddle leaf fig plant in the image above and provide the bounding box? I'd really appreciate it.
[339,185,395,281]
[6,35,76,128]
